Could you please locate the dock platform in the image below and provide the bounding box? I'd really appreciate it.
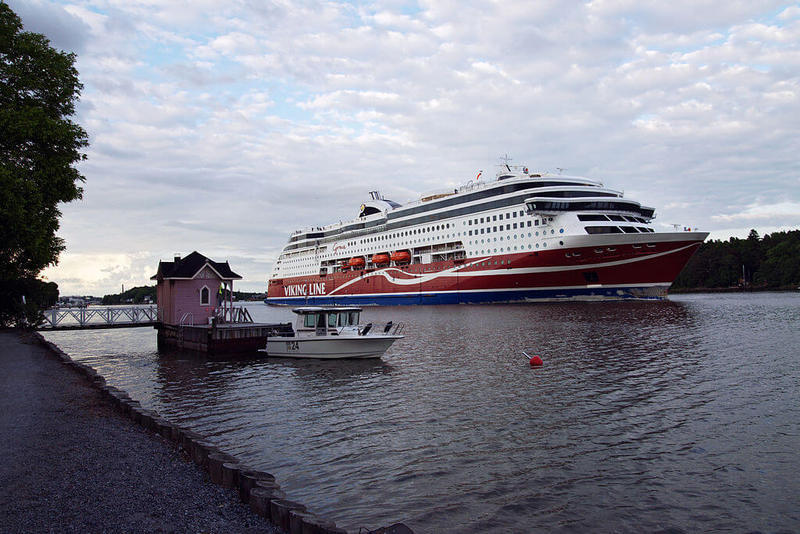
[156,322,290,355]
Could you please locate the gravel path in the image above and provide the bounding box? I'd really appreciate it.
[0,330,281,533]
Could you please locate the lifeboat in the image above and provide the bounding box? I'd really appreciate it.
[372,253,390,265]
[348,257,365,268]
[391,250,411,264]
[340,260,350,271]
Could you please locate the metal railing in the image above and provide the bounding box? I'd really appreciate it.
[39,306,158,330]
[213,306,253,324]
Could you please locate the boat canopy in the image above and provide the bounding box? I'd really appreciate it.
[292,306,363,314]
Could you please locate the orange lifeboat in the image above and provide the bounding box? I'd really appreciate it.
[391,250,411,264]
[348,257,365,268]
[372,253,390,265]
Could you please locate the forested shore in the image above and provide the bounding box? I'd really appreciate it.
[672,230,800,291]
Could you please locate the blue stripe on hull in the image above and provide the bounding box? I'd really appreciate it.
[265,286,666,306]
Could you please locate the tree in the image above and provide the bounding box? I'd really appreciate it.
[0,3,88,326]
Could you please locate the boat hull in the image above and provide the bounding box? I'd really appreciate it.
[267,233,707,306]
[264,335,402,359]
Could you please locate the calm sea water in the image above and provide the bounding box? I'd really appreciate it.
[43,293,800,533]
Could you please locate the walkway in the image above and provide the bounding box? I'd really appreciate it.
[0,331,278,533]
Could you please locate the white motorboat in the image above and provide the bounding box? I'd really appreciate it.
[261,306,404,359]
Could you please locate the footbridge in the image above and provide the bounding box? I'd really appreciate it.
[38,306,159,331]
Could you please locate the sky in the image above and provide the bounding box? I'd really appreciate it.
[8,0,800,295]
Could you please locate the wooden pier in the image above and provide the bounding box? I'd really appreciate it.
[38,306,159,331]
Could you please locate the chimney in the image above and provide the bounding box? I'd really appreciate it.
[173,252,181,263]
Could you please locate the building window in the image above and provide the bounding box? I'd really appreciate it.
[200,286,210,305]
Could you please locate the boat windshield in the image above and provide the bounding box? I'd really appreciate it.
[303,314,318,328]
[334,311,360,326]
[302,310,361,328]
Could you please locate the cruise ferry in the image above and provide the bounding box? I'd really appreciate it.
[266,163,707,305]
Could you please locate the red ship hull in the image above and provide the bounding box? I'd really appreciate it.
[267,235,704,305]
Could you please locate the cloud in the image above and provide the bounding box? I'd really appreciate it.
[8,0,798,294]
[7,0,91,52]
[712,201,800,222]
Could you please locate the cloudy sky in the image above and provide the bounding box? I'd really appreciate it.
[9,0,800,295]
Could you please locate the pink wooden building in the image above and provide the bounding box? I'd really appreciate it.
[151,251,241,326]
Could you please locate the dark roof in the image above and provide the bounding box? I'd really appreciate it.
[150,251,242,281]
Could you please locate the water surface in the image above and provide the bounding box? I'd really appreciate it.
[43,293,800,532]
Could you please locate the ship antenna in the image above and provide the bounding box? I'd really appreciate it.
[499,153,512,171]
[556,167,565,175]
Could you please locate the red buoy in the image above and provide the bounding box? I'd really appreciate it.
[529,355,543,367]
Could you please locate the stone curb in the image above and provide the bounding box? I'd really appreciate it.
[31,332,412,534]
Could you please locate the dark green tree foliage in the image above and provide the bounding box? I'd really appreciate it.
[673,230,800,289]
[102,285,157,305]
[0,4,87,326]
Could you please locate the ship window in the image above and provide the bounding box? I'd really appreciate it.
[328,313,338,327]
[585,226,623,234]
[513,223,517,229]
[527,221,531,227]
[578,214,609,221]
[493,215,497,221]
[506,224,510,230]
[480,218,484,223]
[493,226,497,232]
[513,212,517,218]
[621,226,638,233]
[304,314,318,328]
[608,215,626,221]
[499,214,504,220]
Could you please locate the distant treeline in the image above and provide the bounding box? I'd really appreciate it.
[102,285,265,304]
[673,230,800,290]
[102,285,156,305]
